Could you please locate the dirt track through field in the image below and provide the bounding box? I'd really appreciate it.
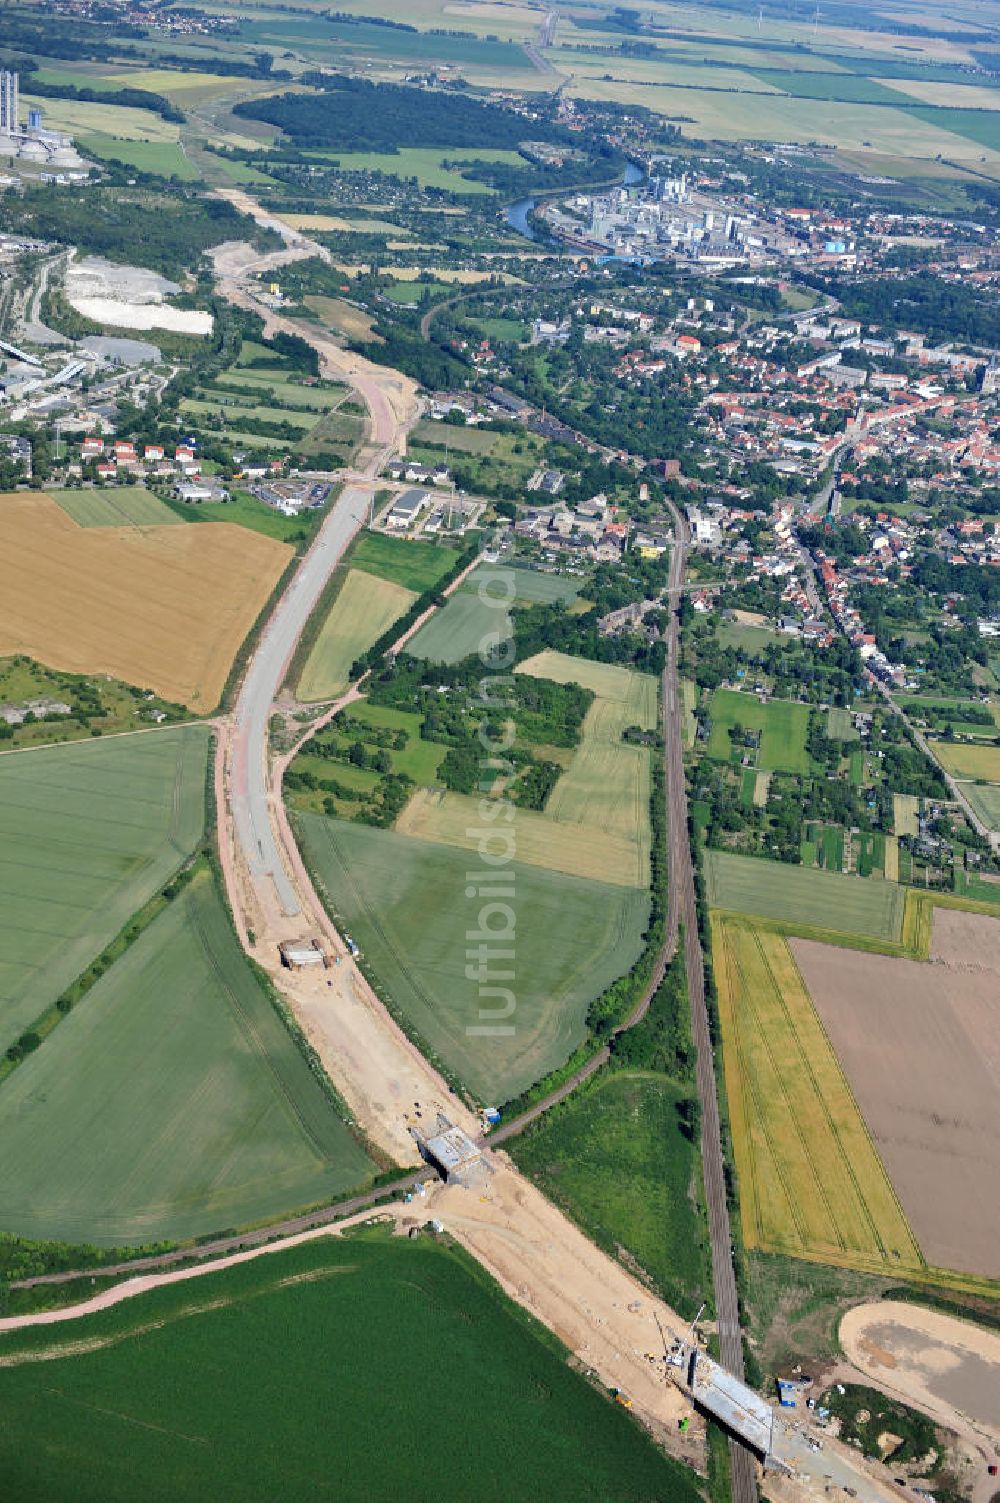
[0,493,290,711]
[792,917,1000,1279]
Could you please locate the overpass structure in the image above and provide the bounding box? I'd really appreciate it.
[674,1346,793,1474]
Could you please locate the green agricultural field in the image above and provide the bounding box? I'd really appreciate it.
[510,1073,707,1318]
[78,136,200,180]
[383,280,452,303]
[181,399,313,434]
[297,569,417,701]
[707,688,812,774]
[297,814,649,1102]
[46,486,181,529]
[212,374,349,410]
[907,106,1000,153]
[412,418,505,454]
[407,565,565,664]
[0,869,374,1246]
[749,68,913,104]
[957,779,1000,831]
[352,531,455,592]
[819,825,845,872]
[0,727,209,1055]
[0,1231,697,1503]
[705,851,905,945]
[303,147,523,193]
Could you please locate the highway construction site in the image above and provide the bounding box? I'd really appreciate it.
[0,191,950,1503]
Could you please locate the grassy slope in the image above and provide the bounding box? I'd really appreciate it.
[0,1232,698,1503]
[509,1072,708,1318]
[297,814,649,1102]
[0,726,210,1054]
[0,870,374,1246]
[706,850,905,944]
[297,569,417,701]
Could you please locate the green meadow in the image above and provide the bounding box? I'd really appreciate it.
[0,1230,698,1503]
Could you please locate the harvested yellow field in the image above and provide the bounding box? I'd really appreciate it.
[103,69,245,102]
[713,916,923,1275]
[297,569,416,702]
[284,213,412,235]
[304,296,381,343]
[395,786,642,887]
[0,492,290,712]
[876,78,1000,111]
[516,649,658,716]
[20,94,178,142]
[566,79,997,160]
[335,264,523,285]
[516,650,657,883]
[893,791,920,838]
[932,741,1000,782]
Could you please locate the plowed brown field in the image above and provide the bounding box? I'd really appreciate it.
[0,493,291,711]
[792,908,1000,1282]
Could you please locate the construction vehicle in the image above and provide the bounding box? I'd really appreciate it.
[614,1389,633,1410]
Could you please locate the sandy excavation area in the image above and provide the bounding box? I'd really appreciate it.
[65,256,214,336]
[790,909,1000,1279]
[0,493,291,712]
[841,1300,1000,1443]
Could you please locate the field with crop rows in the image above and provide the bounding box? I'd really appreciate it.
[932,741,1000,781]
[0,1230,696,1503]
[713,917,923,1275]
[0,869,374,1245]
[396,786,641,886]
[47,487,182,529]
[297,569,417,701]
[297,814,649,1102]
[0,727,209,1056]
[958,780,1000,831]
[706,851,905,945]
[0,493,291,710]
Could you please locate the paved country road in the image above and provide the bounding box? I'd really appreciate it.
[231,484,370,918]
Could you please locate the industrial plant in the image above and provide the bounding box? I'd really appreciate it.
[0,71,86,173]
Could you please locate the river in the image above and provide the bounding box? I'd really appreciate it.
[505,159,644,240]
